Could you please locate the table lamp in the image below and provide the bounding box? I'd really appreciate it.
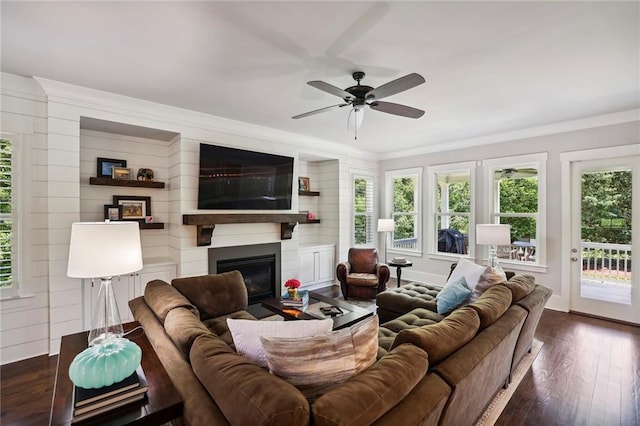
[476,224,511,268]
[377,218,395,264]
[66,221,143,389]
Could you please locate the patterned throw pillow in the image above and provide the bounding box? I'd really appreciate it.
[471,265,507,301]
[227,318,333,367]
[260,315,378,400]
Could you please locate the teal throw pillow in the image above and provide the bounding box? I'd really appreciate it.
[436,276,472,314]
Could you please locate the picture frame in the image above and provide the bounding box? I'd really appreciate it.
[298,177,310,191]
[112,195,151,222]
[97,157,127,178]
[104,204,123,221]
[112,167,132,180]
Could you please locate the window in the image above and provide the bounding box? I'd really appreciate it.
[484,153,547,266]
[427,162,475,257]
[386,168,422,253]
[353,174,374,246]
[0,138,17,297]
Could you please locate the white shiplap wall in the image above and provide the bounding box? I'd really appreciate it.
[0,74,379,362]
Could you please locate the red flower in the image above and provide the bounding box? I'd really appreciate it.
[284,279,300,289]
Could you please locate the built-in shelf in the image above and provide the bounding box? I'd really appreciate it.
[301,219,321,224]
[299,190,320,196]
[140,222,165,230]
[89,177,165,189]
[182,213,309,246]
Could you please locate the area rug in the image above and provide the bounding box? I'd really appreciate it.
[474,339,543,425]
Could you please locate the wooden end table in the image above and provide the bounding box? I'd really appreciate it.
[50,322,183,425]
[388,260,413,286]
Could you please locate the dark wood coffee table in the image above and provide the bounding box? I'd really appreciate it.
[261,291,374,330]
[50,322,183,425]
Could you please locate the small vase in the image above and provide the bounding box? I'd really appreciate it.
[287,288,298,299]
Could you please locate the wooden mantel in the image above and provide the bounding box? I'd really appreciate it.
[182,213,309,246]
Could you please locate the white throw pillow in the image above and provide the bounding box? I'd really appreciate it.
[446,258,486,290]
[226,318,333,367]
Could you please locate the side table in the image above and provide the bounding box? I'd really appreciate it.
[388,261,413,287]
[50,322,183,425]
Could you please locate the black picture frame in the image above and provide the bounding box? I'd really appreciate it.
[97,157,127,178]
[104,204,123,221]
[112,195,151,222]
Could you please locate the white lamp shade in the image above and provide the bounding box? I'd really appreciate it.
[67,221,143,278]
[377,218,395,232]
[476,224,511,246]
[347,105,365,130]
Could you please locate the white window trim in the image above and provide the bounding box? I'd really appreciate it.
[385,167,423,256]
[351,172,375,247]
[426,161,476,260]
[482,153,548,271]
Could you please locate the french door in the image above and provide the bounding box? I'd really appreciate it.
[569,155,639,324]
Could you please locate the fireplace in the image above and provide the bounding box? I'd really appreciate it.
[209,243,281,305]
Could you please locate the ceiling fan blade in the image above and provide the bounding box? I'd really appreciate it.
[369,101,425,118]
[292,103,348,119]
[307,81,354,100]
[365,73,426,100]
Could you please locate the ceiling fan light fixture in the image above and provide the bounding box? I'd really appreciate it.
[347,104,365,130]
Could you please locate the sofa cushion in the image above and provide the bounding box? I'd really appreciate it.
[390,306,480,365]
[172,271,248,321]
[436,276,472,314]
[203,310,257,346]
[311,343,429,426]
[504,274,536,302]
[446,258,486,290]
[260,315,378,400]
[378,308,444,355]
[191,333,310,426]
[346,273,378,287]
[227,318,333,368]
[376,282,441,316]
[468,284,512,329]
[144,279,199,322]
[471,265,507,301]
[164,307,211,359]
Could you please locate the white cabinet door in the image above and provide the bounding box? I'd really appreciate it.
[136,264,177,296]
[317,247,335,283]
[299,250,317,286]
[298,245,335,287]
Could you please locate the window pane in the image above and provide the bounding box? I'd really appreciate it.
[393,177,415,212]
[497,175,538,213]
[354,178,367,213]
[393,214,416,250]
[499,216,537,242]
[354,215,367,245]
[0,139,12,288]
[498,216,537,263]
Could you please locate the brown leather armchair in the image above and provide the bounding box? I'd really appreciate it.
[336,248,390,300]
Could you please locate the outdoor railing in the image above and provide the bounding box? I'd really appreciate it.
[392,237,418,250]
[581,241,632,283]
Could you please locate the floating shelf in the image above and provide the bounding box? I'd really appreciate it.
[183,213,309,246]
[301,219,321,224]
[299,190,320,196]
[89,177,165,189]
[140,222,165,230]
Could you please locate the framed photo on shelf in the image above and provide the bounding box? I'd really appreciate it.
[113,195,151,222]
[97,157,127,178]
[104,204,123,221]
[298,176,310,191]
[112,167,132,180]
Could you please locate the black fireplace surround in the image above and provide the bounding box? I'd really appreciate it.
[209,243,281,305]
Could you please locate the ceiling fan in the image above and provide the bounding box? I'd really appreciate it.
[497,168,538,179]
[292,71,426,139]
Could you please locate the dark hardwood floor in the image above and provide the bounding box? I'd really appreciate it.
[2,279,639,425]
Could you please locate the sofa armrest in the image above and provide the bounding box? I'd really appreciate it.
[311,344,428,426]
[336,262,351,282]
[376,263,390,287]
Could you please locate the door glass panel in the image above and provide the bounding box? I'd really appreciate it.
[580,170,632,304]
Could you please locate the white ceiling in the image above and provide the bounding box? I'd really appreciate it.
[2,1,638,154]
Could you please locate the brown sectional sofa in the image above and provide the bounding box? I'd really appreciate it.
[129,269,551,426]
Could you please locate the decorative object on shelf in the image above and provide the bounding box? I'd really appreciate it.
[476,224,512,268]
[137,168,155,182]
[307,212,314,220]
[377,218,395,264]
[66,221,144,388]
[97,157,127,178]
[145,216,154,223]
[113,195,152,223]
[298,176,310,191]
[284,278,300,298]
[104,204,122,221]
[112,166,132,180]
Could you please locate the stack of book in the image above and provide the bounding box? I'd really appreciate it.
[71,367,148,423]
[282,290,309,309]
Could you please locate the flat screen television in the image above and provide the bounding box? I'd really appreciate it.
[198,143,294,210]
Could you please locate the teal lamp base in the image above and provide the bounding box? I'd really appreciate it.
[68,337,142,389]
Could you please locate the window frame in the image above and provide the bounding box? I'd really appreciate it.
[427,161,476,259]
[0,135,20,299]
[385,167,423,255]
[351,173,375,247]
[483,153,547,270]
